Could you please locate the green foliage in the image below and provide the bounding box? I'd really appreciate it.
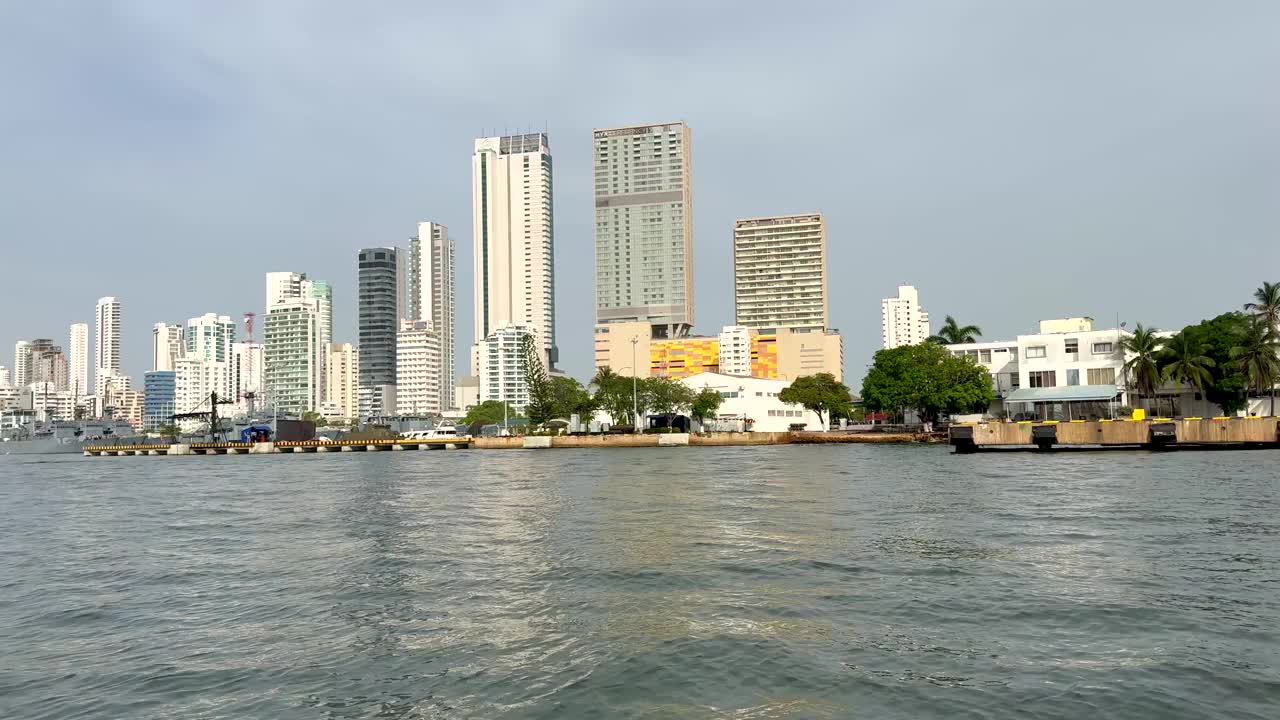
[689,387,723,425]
[927,315,983,345]
[860,343,993,423]
[1122,324,1164,404]
[548,376,597,421]
[521,333,555,425]
[463,400,516,427]
[592,366,637,425]
[1244,281,1280,338]
[779,372,854,428]
[301,410,323,426]
[1161,313,1250,413]
[641,377,695,416]
[1231,317,1280,415]
[1160,334,1215,394]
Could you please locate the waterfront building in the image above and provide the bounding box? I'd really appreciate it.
[594,321,843,381]
[174,357,230,429]
[409,221,456,408]
[475,325,532,410]
[679,373,824,432]
[185,313,237,363]
[593,121,694,340]
[323,343,359,420]
[396,320,442,415]
[733,214,827,331]
[357,247,406,417]
[143,370,176,432]
[228,341,263,414]
[152,323,184,372]
[881,285,930,349]
[472,133,557,371]
[95,296,122,397]
[69,322,89,398]
[263,300,322,416]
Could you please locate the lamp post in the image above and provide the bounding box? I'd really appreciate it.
[630,337,640,433]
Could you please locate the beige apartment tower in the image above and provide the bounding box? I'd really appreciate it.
[733,213,827,331]
[593,121,693,340]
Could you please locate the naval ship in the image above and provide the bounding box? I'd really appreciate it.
[0,419,147,455]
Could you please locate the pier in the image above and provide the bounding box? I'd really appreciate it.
[83,437,472,456]
[949,417,1280,453]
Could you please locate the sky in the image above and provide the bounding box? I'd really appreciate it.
[2,0,1278,388]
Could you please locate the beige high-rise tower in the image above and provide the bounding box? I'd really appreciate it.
[593,121,694,342]
[733,213,828,331]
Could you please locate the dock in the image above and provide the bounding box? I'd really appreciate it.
[949,417,1280,453]
[83,437,472,456]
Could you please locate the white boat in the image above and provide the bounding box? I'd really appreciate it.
[398,425,461,441]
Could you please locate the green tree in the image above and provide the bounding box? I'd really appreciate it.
[1163,313,1251,414]
[643,377,694,416]
[689,387,723,430]
[301,410,323,426]
[1121,324,1164,411]
[1159,334,1216,396]
[927,315,983,345]
[1231,318,1280,416]
[521,333,555,425]
[463,400,516,427]
[860,343,993,423]
[780,372,855,430]
[548,376,597,420]
[591,366,636,426]
[1244,281,1280,338]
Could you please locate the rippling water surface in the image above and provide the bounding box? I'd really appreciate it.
[1,446,1277,718]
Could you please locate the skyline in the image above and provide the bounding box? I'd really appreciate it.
[2,2,1277,385]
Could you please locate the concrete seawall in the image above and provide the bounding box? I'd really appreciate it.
[474,431,935,450]
[951,417,1280,452]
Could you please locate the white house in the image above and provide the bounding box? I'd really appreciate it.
[680,372,824,432]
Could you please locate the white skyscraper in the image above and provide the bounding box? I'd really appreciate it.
[185,313,237,363]
[594,121,694,340]
[263,299,322,415]
[174,356,231,427]
[396,320,442,416]
[475,325,533,410]
[409,221,456,409]
[881,285,931,349]
[472,133,557,372]
[69,323,89,398]
[152,322,184,372]
[94,297,122,397]
[324,343,359,420]
[13,340,32,389]
[0,366,10,388]
[733,213,827,331]
[265,271,306,310]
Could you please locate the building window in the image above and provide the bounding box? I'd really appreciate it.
[1026,346,1047,359]
[1008,373,1020,390]
[1067,369,1080,386]
[979,349,992,363]
[1028,371,1056,388]
[1092,342,1114,354]
[1065,339,1079,354]
[1087,367,1116,385]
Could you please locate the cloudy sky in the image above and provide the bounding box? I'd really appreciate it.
[2,1,1277,386]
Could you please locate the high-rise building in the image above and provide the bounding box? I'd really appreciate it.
[302,279,333,350]
[265,272,306,309]
[152,323,184,372]
[263,299,321,416]
[13,341,32,389]
[475,325,533,410]
[595,321,843,381]
[143,370,176,432]
[471,134,557,370]
[174,356,230,427]
[357,247,406,417]
[396,320,442,416]
[593,121,694,341]
[69,323,89,398]
[185,313,237,363]
[881,285,930,349]
[94,296,122,396]
[734,213,827,331]
[323,343,359,420]
[0,365,10,388]
[718,326,753,377]
[409,221,456,408]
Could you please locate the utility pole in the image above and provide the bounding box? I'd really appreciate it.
[630,337,639,433]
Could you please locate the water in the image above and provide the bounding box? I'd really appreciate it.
[1,446,1277,719]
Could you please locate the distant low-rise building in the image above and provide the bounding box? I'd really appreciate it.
[594,321,842,381]
[679,373,824,432]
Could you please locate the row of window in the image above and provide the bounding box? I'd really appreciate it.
[1026,367,1117,388]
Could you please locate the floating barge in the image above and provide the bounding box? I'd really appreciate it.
[950,417,1280,453]
[83,437,472,456]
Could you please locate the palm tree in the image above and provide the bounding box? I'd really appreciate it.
[927,315,983,345]
[1160,335,1216,409]
[1122,324,1164,413]
[1244,281,1280,338]
[1231,318,1280,416]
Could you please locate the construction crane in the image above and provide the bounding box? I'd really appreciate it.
[171,392,236,442]
[243,312,258,416]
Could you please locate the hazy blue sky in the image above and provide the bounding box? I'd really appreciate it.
[2,1,1277,386]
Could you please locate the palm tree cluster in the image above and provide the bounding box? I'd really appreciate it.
[1124,282,1280,415]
